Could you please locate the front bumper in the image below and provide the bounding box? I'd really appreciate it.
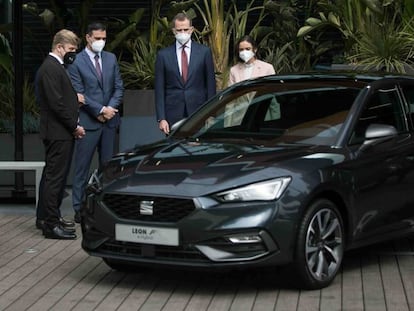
[81,192,296,268]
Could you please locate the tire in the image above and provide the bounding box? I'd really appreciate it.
[291,199,345,289]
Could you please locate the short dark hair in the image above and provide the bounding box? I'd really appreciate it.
[172,12,192,28]
[234,35,258,62]
[86,22,106,35]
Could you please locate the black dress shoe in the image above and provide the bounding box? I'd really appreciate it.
[37,218,75,230]
[61,226,76,233]
[59,217,75,228]
[43,225,77,240]
[74,211,81,224]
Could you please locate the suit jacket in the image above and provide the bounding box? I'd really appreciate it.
[36,55,78,140]
[155,41,216,126]
[228,59,275,86]
[67,49,124,130]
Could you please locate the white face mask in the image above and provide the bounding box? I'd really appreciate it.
[239,50,255,63]
[175,33,191,45]
[91,39,105,53]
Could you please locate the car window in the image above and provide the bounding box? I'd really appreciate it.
[175,83,360,146]
[399,85,414,126]
[349,87,407,145]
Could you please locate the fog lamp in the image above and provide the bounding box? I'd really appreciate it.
[227,234,262,244]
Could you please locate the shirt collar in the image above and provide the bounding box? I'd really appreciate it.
[176,40,192,49]
[86,47,101,59]
[49,52,64,65]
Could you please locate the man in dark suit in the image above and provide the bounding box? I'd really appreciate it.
[36,29,85,239]
[155,12,216,135]
[68,22,124,223]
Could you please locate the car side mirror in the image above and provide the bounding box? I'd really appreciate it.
[358,123,397,153]
[170,118,187,133]
[365,123,397,140]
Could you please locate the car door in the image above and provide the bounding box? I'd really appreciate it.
[345,82,414,242]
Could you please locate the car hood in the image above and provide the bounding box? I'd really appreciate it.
[101,140,345,197]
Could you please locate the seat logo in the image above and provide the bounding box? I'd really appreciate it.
[140,200,154,215]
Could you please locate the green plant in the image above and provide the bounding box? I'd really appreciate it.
[0,33,14,121]
[23,0,97,52]
[349,15,414,72]
[297,0,414,72]
[119,36,157,89]
[0,30,38,133]
[259,0,314,73]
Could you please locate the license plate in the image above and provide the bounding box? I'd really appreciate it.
[115,224,179,246]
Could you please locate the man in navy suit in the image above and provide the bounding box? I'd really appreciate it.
[68,22,124,223]
[155,12,216,134]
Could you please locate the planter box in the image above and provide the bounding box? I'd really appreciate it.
[123,89,155,116]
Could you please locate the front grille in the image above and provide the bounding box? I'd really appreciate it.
[102,193,196,222]
[99,240,209,263]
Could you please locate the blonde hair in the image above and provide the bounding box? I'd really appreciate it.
[51,29,80,49]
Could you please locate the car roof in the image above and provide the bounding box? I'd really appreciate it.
[232,71,414,88]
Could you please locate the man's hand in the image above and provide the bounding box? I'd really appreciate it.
[73,126,86,139]
[77,93,85,106]
[159,119,169,135]
[101,106,118,121]
[97,115,106,123]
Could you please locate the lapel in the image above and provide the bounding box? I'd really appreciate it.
[169,42,199,85]
[252,60,261,78]
[99,52,106,88]
[187,42,198,83]
[236,63,245,82]
[169,44,184,85]
[81,49,103,88]
[48,56,77,94]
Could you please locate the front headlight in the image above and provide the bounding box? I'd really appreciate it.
[214,177,291,202]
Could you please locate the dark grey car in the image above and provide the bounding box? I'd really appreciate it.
[82,73,414,289]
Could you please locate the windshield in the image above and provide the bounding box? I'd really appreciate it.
[174,81,362,146]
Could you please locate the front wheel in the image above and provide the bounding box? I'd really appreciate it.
[291,199,345,289]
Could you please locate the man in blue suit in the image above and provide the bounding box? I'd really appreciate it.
[68,22,124,222]
[155,12,216,135]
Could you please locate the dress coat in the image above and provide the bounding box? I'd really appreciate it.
[155,41,216,126]
[37,55,79,140]
[228,59,275,86]
[68,49,124,131]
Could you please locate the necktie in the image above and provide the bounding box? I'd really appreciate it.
[94,54,103,83]
[181,45,188,83]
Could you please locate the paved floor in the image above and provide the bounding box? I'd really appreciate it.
[0,190,414,311]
